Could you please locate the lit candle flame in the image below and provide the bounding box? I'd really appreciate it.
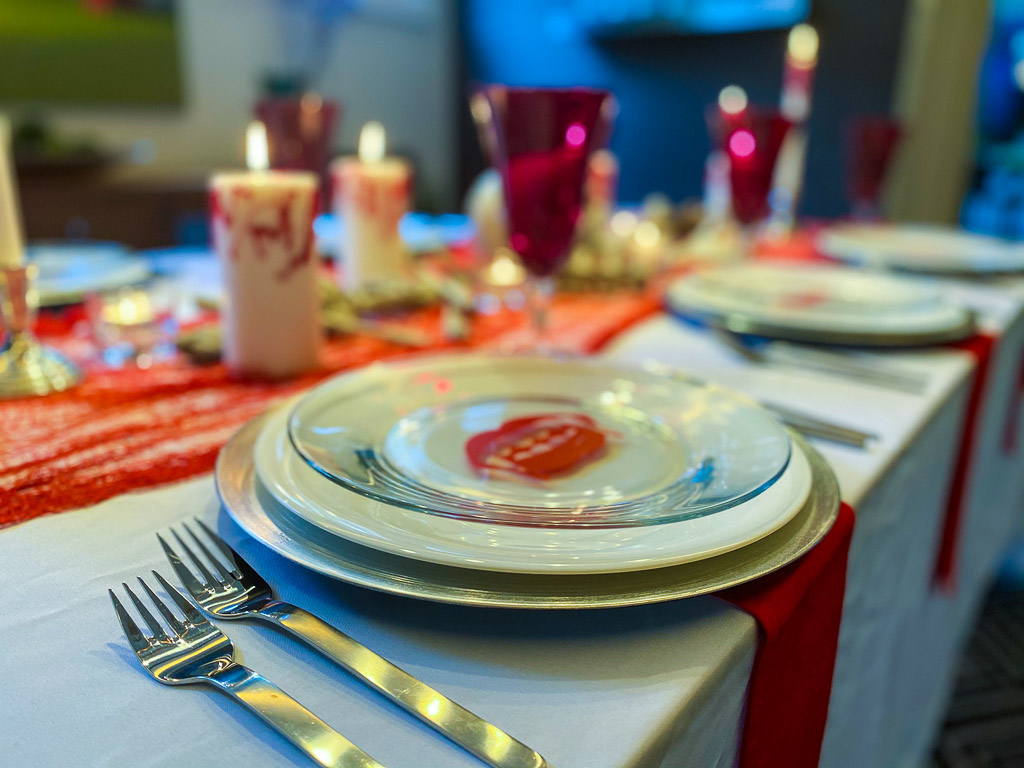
[245,120,269,172]
[787,24,819,67]
[358,121,386,164]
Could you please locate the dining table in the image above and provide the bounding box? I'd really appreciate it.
[2,252,1023,768]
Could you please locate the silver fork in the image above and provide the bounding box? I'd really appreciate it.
[109,573,386,768]
[160,520,549,768]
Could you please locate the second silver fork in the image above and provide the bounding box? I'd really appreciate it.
[160,520,549,768]
[110,572,386,768]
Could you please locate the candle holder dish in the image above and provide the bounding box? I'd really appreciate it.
[0,264,82,398]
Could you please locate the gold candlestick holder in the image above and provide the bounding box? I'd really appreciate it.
[0,264,82,398]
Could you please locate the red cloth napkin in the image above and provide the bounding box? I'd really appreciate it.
[1001,343,1024,454]
[718,502,856,768]
[935,333,998,589]
[0,293,659,528]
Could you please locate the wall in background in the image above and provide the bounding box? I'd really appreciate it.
[887,0,991,224]
[461,0,911,218]
[3,0,458,209]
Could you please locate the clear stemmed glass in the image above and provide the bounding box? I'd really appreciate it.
[470,85,616,351]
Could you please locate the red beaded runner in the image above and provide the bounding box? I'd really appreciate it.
[0,293,659,527]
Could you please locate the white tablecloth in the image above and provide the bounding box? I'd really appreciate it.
[2,272,1023,768]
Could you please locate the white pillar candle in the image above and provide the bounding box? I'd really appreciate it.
[211,156,321,379]
[331,121,412,290]
[0,119,25,269]
[781,24,819,123]
[769,24,819,234]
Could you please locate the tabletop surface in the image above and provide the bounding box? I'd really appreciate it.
[3,263,1024,768]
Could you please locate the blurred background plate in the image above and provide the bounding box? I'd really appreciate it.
[818,223,1024,274]
[27,242,151,307]
[666,263,975,346]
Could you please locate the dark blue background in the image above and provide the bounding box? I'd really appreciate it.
[458,0,911,218]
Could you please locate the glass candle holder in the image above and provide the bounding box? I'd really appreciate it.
[86,281,179,368]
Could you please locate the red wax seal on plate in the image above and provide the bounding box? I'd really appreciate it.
[465,413,610,481]
[779,290,830,309]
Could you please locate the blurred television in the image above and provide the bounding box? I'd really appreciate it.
[0,0,182,106]
[578,0,811,37]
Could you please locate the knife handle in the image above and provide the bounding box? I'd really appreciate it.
[262,605,548,768]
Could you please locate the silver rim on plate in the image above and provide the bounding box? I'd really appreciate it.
[678,306,977,347]
[216,410,841,609]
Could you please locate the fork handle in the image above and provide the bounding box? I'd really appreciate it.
[209,664,386,768]
[262,605,548,768]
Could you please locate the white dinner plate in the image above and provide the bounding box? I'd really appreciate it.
[254,405,812,574]
[666,262,974,346]
[817,223,1024,274]
[27,243,151,306]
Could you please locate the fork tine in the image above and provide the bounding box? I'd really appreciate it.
[122,582,169,642]
[138,577,186,636]
[182,521,235,585]
[158,532,209,597]
[109,589,149,652]
[152,570,208,627]
[171,528,219,587]
[194,517,243,579]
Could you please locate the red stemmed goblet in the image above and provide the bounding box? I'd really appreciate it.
[720,108,793,227]
[470,85,616,351]
[845,116,903,221]
[255,94,341,207]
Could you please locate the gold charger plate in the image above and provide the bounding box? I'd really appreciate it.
[216,410,841,609]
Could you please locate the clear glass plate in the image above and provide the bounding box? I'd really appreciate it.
[287,355,791,528]
[258,405,812,573]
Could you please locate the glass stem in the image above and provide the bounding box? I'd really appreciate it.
[526,275,556,353]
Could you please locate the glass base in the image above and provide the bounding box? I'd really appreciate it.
[0,332,82,398]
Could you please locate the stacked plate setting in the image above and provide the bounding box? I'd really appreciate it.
[219,355,840,608]
[666,262,975,346]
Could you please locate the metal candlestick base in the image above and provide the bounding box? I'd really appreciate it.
[0,265,81,398]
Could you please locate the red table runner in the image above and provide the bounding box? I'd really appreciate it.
[0,292,659,527]
[719,502,856,768]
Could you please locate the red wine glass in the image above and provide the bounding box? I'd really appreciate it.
[845,116,903,220]
[718,108,793,227]
[470,85,616,350]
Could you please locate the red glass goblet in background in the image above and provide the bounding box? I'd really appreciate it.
[471,86,616,350]
[846,116,903,220]
[721,109,792,227]
[255,94,340,206]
